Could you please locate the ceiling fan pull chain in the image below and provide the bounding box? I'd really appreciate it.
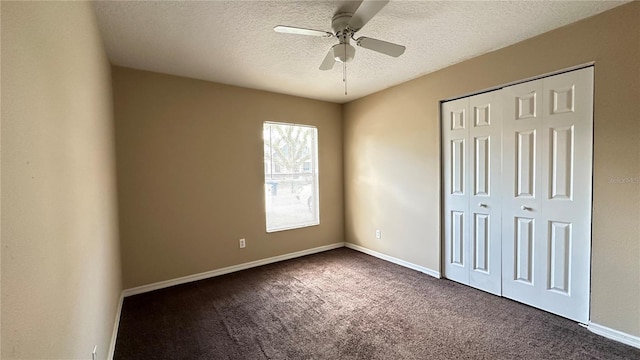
[343,43,348,95]
[343,61,348,95]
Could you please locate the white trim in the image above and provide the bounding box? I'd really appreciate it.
[587,322,640,349]
[345,242,441,279]
[108,293,124,359]
[442,62,595,102]
[122,242,345,297]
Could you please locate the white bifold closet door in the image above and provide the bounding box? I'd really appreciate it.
[502,68,593,323]
[443,91,503,296]
[442,67,594,323]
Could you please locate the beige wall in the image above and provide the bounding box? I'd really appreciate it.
[2,2,636,357]
[112,67,343,289]
[343,2,640,336]
[1,2,121,359]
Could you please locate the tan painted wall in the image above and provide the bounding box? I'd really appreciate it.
[113,67,344,289]
[343,2,640,336]
[1,2,121,359]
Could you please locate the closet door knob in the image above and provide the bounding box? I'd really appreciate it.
[479,203,487,208]
[521,205,532,211]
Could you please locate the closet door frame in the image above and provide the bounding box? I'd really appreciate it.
[440,65,594,323]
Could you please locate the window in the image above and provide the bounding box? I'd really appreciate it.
[263,122,319,232]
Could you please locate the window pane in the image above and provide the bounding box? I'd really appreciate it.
[264,122,319,232]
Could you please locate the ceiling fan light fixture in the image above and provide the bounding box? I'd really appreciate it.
[332,43,355,63]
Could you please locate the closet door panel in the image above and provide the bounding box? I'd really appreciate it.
[443,98,470,285]
[502,67,593,323]
[468,91,502,295]
[501,79,545,305]
[537,67,593,322]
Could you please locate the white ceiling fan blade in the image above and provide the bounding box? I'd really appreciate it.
[319,48,336,70]
[356,37,405,57]
[347,0,389,31]
[274,25,333,38]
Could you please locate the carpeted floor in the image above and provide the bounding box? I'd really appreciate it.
[114,248,640,359]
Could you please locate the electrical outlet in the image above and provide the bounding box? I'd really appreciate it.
[375,230,381,239]
[92,345,97,360]
[239,238,246,248]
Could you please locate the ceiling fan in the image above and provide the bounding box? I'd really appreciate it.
[273,0,405,73]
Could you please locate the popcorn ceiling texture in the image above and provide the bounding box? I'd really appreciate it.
[93,1,626,103]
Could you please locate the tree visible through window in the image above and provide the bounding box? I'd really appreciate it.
[263,122,319,232]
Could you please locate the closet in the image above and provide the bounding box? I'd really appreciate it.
[442,67,594,323]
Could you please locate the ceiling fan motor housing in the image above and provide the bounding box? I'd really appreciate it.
[331,12,352,33]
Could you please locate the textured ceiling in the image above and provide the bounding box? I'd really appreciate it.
[93,1,626,103]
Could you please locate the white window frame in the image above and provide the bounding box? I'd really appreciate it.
[263,121,319,232]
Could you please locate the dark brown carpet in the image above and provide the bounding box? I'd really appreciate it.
[114,248,640,359]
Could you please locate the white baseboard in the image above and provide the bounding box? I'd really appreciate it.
[344,242,441,279]
[587,322,640,349]
[108,293,124,360]
[122,242,345,297]
[114,241,640,354]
